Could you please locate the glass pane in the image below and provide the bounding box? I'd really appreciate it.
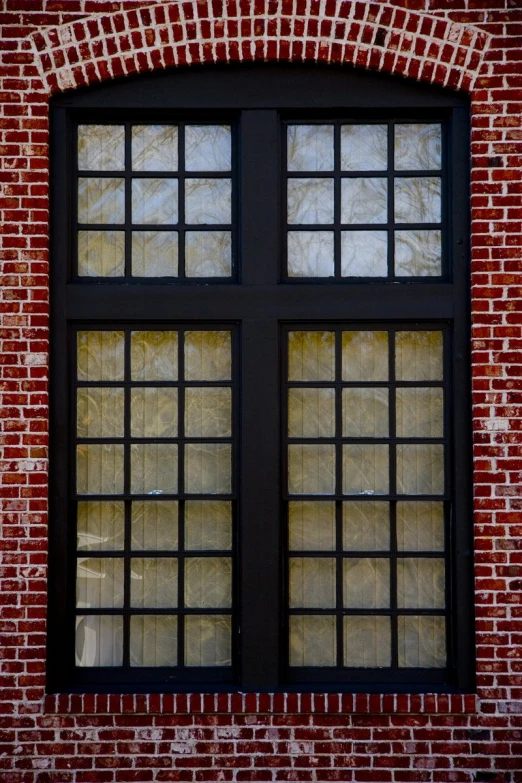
[395,124,441,171]
[130,557,178,608]
[185,557,232,608]
[132,231,178,277]
[185,125,231,171]
[288,331,335,382]
[185,179,231,224]
[131,331,178,381]
[395,331,443,381]
[184,331,231,381]
[76,557,124,608]
[398,615,446,668]
[342,331,388,382]
[397,558,445,608]
[344,616,391,667]
[289,615,336,667]
[78,178,125,224]
[131,388,178,438]
[77,388,124,438]
[342,388,389,437]
[394,177,441,224]
[288,388,335,438]
[341,125,387,171]
[343,445,389,496]
[185,387,232,438]
[287,178,334,224]
[185,444,232,495]
[343,558,389,608]
[130,615,177,667]
[132,125,178,172]
[288,501,336,551]
[288,444,335,496]
[77,444,124,495]
[185,231,231,277]
[289,557,336,608]
[397,501,444,552]
[78,230,125,277]
[396,444,444,495]
[78,125,124,171]
[77,331,124,382]
[343,501,389,551]
[132,179,178,225]
[287,231,334,277]
[130,444,178,495]
[185,615,231,666]
[396,388,443,438]
[287,124,334,171]
[341,179,387,224]
[185,500,232,551]
[77,501,125,551]
[395,230,442,277]
[75,615,123,667]
[131,500,178,551]
[341,231,387,277]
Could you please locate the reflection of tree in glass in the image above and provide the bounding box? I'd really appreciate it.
[287,179,334,224]
[287,125,334,171]
[288,231,334,277]
[395,124,441,171]
[341,178,387,224]
[341,125,388,171]
[185,126,231,171]
[395,177,441,224]
[185,179,231,224]
[395,230,441,277]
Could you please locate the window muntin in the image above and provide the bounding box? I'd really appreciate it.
[285,121,444,280]
[76,123,234,280]
[74,326,236,675]
[284,326,449,679]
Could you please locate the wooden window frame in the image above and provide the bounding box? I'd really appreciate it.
[48,63,474,693]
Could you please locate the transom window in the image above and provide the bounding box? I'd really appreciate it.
[49,64,473,693]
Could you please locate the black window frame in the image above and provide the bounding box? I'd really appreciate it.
[49,63,474,694]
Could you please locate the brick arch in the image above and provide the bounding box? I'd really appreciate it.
[30,1,491,95]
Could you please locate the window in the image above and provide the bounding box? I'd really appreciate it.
[49,64,474,693]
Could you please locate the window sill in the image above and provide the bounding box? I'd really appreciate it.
[44,692,477,716]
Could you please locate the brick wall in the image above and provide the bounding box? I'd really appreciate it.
[1,1,522,781]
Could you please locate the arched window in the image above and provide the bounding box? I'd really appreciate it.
[48,64,473,693]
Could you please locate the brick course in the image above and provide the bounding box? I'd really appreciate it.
[1,0,522,781]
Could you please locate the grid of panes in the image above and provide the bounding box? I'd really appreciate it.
[74,327,235,671]
[285,327,448,671]
[76,123,233,279]
[285,122,443,279]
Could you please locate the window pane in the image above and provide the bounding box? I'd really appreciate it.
[185,387,232,438]
[343,558,390,608]
[185,125,231,171]
[288,444,336,496]
[342,331,388,382]
[343,445,389,495]
[130,615,178,667]
[78,230,125,277]
[77,501,125,552]
[184,331,231,381]
[185,557,232,608]
[396,387,443,438]
[130,558,178,608]
[395,124,441,171]
[131,501,178,551]
[287,178,334,224]
[132,231,178,277]
[288,388,335,438]
[132,125,178,172]
[398,615,446,668]
[130,388,178,438]
[130,444,178,495]
[341,231,387,277]
[288,501,336,551]
[131,331,178,381]
[75,615,123,667]
[288,231,334,277]
[396,501,444,552]
[185,500,232,551]
[395,230,441,277]
[184,444,232,495]
[343,501,389,551]
[289,557,336,608]
[341,178,387,224]
[342,388,389,437]
[289,615,336,667]
[344,616,391,667]
[77,331,124,382]
[287,124,334,171]
[341,125,387,171]
[395,177,441,224]
[395,331,443,381]
[77,388,124,438]
[397,558,445,609]
[185,231,231,277]
[185,179,231,224]
[288,331,335,381]
[76,557,124,608]
[78,178,124,224]
[132,179,178,225]
[77,444,124,495]
[396,444,444,495]
[185,616,231,667]
[78,125,125,171]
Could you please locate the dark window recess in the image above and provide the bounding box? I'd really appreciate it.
[49,64,474,693]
